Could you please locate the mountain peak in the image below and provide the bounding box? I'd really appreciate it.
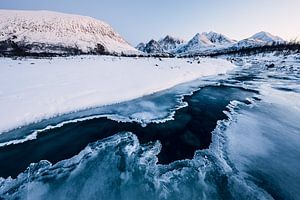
[234,31,285,48]
[135,42,145,51]
[175,33,214,54]
[159,35,185,44]
[189,33,214,46]
[203,31,235,44]
[141,39,164,54]
[137,35,185,54]
[250,31,284,43]
[163,35,174,40]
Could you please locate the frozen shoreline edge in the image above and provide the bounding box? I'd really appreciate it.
[0,55,235,133]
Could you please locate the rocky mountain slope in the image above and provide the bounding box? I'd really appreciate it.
[136,35,185,54]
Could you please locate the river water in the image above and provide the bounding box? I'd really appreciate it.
[0,56,299,200]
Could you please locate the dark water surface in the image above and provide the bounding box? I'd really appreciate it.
[0,86,257,178]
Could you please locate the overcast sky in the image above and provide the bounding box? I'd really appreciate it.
[1,0,299,45]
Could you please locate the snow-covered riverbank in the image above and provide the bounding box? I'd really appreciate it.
[0,56,235,133]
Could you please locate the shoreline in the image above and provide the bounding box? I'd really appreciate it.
[0,55,235,133]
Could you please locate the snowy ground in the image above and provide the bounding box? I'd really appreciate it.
[0,56,235,133]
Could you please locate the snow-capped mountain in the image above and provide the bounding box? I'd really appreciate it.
[136,35,185,54]
[204,32,236,45]
[136,43,146,52]
[140,40,164,54]
[234,31,285,48]
[158,35,186,52]
[251,31,284,43]
[176,32,235,54]
[0,10,139,56]
[137,31,287,56]
[176,33,213,53]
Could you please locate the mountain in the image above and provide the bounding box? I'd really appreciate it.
[176,32,235,54]
[250,31,284,43]
[0,10,139,56]
[175,31,286,55]
[136,43,146,52]
[137,31,287,56]
[158,35,186,52]
[204,32,236,45]
[141,39,164,54]
[136,35,185,54]
[234,31,285,48]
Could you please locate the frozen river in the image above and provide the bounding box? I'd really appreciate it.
[0,55,299,200]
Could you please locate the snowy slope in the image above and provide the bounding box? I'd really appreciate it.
[0,56,235,133]
[0,10,139,55]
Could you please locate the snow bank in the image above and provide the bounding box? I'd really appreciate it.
[0,56,235,133]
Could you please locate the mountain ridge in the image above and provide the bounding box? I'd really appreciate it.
[138,31,286,55]
[136,35,185,54]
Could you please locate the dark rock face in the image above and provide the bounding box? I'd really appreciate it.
[143,40,164,54]
[159,35,185,52]
[0,40,112,57]
[136,43,146,51]
[205,32,234,45]
[95,43,108,55]
[137,35,185,54]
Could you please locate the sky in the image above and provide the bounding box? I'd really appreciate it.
[1,0,299,46]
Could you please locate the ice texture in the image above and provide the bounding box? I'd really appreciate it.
[0,131,272,200]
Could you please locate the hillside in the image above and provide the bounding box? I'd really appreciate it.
[0,10,139,56]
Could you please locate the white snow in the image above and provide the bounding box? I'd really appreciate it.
[0,10,139,54]
[0,56,235,133]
